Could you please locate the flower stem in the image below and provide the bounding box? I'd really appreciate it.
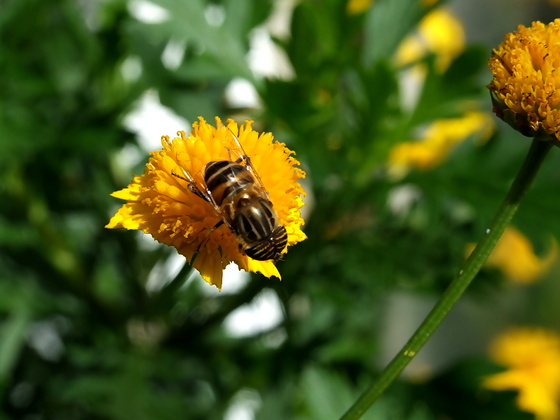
[339,137,553,420]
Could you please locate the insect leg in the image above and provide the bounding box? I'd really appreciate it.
[172,171,209,202]
[190,219,226,264]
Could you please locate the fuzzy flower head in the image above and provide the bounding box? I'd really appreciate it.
[106,117,307,289]
[483,327,560,420]
[488,19,560,142]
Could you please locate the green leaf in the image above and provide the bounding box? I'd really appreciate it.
[0,301,32,391]
[409,46,488,126]
[300,366,356,420]
[363,0,432,66]
[146,0,254,82]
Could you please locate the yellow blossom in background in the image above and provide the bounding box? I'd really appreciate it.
[467,226,557,284]
[106,117,307,289]
[388,111,494,174]
[395,7,465,73]
[346,0,372,15]
[347,0,440,17]
[488,19,560,142]
[483,327,560,420]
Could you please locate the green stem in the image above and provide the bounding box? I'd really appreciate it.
[340,137,553,420]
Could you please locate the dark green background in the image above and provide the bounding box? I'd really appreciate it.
[1,0,559,418]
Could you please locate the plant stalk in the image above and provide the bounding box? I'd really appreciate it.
[340,137,553,420]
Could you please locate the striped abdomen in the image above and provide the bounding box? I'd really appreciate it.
[203,160,287,261]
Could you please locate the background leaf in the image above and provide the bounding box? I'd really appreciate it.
[1,0,559,419]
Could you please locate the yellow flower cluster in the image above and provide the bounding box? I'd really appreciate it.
[346,0,441,16]
[488,19,560,142]
[395,7,465,72]
[388,7,478,174]
[346,0,373,15]
[106,117,307,289]
[484,327,560,420]
[388,111,494,174]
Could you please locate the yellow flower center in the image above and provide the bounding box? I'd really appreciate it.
[488,19,560,141]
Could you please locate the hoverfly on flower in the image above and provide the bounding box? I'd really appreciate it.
[171,129,288,262]
[106,117,307,289]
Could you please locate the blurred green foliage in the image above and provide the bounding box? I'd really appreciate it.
[1,0,559,418]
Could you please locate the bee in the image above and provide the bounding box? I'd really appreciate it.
[172,130,288,262]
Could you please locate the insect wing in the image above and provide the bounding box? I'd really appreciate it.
[224,127,271,199]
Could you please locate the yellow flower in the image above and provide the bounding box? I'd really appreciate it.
[106,117,307,289]
[346,0,372,15]
[483,327,560,420]
[395,7,465,72]
[346,0,440,17]
[467,226,557,284]
[488,19,560,142]
[388,111,494,174]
